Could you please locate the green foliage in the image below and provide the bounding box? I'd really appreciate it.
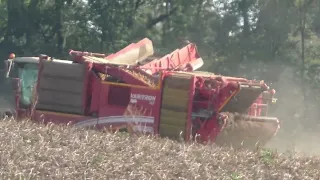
[260,148,275,165]
[230,172,243,180]
[0,0,320,83]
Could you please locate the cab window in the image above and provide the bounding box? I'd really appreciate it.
[17,63,38,107]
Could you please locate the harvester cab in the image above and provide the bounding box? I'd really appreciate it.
[2,54,71,117]
[4,55,39,107]
[1,54,41,118]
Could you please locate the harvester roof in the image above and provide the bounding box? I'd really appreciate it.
[11,57,39,64]
[8,56,73,65]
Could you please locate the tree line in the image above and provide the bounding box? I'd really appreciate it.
[1,0,320,82]
[2,0,320,129]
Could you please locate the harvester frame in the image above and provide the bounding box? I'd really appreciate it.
[2,38,280,148]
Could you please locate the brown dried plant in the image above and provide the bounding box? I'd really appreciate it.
[0,118,319,179]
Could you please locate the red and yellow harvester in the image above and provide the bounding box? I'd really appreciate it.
[2,38,280,148]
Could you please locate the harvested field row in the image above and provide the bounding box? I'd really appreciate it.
[0,119,319,180]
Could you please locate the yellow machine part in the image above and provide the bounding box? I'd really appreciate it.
[159,73,192,140]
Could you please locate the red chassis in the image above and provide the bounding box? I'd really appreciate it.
[12,67,278,143]
[13,60,162,135]
[5,39,279,145]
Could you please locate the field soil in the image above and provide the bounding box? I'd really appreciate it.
[1,66,320,179]
[0,119,319,180]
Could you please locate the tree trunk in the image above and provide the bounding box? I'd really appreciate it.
[298,0,309,127]
[3,0,15,54]
[100,31,106,52]
[239,0,250,62]
[241,0,250,37]
[162,0,170,46]
[55,0,64,56]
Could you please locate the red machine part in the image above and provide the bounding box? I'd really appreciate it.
[69,38,152,61]
[30,55,162,135]
[105,38,153,61]
[183,74,279,144]
[190,76,241,142]
[69,38,153,66]
[69,38,203,76]
[139,43,203,75]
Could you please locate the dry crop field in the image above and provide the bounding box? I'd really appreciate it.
[0,119,319,180]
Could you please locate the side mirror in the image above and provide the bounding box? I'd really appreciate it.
[4,60,9,77]
[4,59,13,78]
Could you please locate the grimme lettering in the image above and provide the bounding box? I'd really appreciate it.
[130,93,156,101]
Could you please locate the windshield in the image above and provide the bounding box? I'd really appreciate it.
[16,63,38,107]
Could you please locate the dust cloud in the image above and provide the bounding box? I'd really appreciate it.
[264,67,320,156]
[213,60,320,155]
